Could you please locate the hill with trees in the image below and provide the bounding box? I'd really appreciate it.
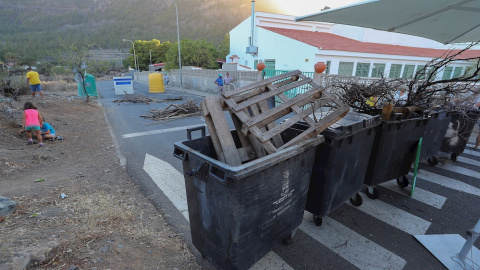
[0,0,282,64]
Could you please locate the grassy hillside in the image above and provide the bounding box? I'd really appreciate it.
[0,0,281,61]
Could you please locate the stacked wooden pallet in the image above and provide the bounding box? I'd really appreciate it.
[201,70,350,166]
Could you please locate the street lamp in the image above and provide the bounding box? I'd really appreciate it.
[122,39,138,72]
[170,0,183,89]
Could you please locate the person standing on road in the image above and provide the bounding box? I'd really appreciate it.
[215,74,224,96]
[26,67,44,98]
[224,72,234,92]
[22,102,44,147]
[164,72,169,86]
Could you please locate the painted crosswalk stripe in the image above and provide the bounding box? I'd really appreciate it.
[355,194,431,235]
[412,170,480,197]
[300,214,406,270]
[380,180,446,209]
[123,124,205,139]
[455,155,480,166]
[143,153,293,269]
[461,146,480,157]
[143,153,190,220]
[250,252,294,270]
[435,162,480,179]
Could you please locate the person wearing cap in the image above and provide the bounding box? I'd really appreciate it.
[214,73,224,96]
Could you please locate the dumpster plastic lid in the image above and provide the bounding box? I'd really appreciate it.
[320,111,380,139]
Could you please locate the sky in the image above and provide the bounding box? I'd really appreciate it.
[271,0,366,16]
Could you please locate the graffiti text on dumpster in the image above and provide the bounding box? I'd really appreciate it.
[272,170,295,215]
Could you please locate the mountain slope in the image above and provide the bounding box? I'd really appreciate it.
[0,0,282,59]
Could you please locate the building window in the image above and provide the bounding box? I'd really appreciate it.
[338,62,354,76]
[402,65,415,79]
[442,66,453,80]
[355,62,370,77]
[254,60,258,69]
[389,64,402,78]
[371,63,386,78]
[325,61,331,75]
[265,59,276,70]
[452,67,464,78]
[416,65,426,79]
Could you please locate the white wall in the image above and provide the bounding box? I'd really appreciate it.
[228,12,475,77]
[256,28,318,72]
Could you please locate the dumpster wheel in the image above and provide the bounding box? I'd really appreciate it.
[312,215,323,226]
[349,193,363,207]
[366,186,379,199]
[396,176,409,188]
[451,153,458,161]
[282,228,297,245]
[427,157,439,166]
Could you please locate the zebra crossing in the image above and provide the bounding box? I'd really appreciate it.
[143,147,480,270]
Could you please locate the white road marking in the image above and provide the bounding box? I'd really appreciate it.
[300,215,406,270]
[250,252,294,270]
[380,180,447,209]
[122,124,205,139]
[143,153,293,270]
[356,194,431,235]
[413,170,480,197]
[143,153,190,220]
[435,162,480,179]
[463,146,480,157]
[455,155,480,166]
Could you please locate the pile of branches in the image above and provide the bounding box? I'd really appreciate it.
[141,99,200,121]
[330,42,480,115]
[114,94,184,104]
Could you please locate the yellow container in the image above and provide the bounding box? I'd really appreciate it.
[149,73,165,93]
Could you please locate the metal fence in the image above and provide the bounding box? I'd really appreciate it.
[264,70,315,99]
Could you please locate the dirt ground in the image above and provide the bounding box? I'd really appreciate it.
[0,80,202,269]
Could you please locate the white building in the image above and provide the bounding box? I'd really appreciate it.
[227,12,480,80]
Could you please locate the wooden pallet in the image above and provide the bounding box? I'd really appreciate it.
[222,70,350,154]
[200,96,258,166]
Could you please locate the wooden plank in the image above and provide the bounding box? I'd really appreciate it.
[259,96,337,142]
[272,76,299,88]
[248,104,282,152]
[277,104,350,150]
[232,79,312,112]
[230,112,251,148]
[245,90,322,128]
[257,99,284,148]
[222,70,302,98]
[237,145,256,162]
[272,84,317,126]
[204,96,243,166]
[200,101,225,163]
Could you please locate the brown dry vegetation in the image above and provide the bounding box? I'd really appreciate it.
[0,79,201,269]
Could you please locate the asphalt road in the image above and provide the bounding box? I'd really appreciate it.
[98,79,480,270]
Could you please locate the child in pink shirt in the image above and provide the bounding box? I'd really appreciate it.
[22,102,44,147]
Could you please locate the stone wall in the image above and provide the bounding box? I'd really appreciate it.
[133,70,259,94]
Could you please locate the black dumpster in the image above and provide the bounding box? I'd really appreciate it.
[440,109,480,161]
[173,127,323,270]
[364,116,429,198]
[419,109,452,166]
[293,112,380,226]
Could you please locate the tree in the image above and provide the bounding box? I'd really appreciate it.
[56,43,93,102]
[218,33,230,60]
[4,52,19,66]
[132,39,173,71]
[165,39,219,70]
